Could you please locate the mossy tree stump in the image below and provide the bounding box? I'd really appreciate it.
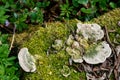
[16,8,120,80]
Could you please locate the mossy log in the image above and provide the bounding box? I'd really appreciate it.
[16,8,120,80]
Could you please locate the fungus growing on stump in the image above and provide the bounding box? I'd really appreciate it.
[18,48,36,72]
[77,23,104,41]
[66,23,112,64]
[83,41,111,64]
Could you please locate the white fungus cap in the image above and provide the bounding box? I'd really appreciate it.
[66,35,74,46]
[18,48,36,72]
[77,23,104,41]
[83,41,112,64]
[52,39,63,51]
[72,58,83,63]
[66,47,83,63]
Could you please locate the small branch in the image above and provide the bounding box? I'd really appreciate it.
[0,25,12,33]
[104,26,117,57]
[104,26,118,79]
[104,26,113,46]
[9,24,16,51]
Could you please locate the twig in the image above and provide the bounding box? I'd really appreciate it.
[0,25,12,33]
[104,26,113,47]
[114,54,120,80]
[9,24,16,51]
[104,26,117,79]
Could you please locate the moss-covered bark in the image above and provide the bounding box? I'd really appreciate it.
[19,21,86,80]
[91,8,120,44]
[17,8,120,80]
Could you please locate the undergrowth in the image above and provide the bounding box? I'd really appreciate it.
[0,32,19,80]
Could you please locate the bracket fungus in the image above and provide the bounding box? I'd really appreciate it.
[18,48,36,72]
[61,65,71,77]
[52,39,63,51]
[77,23,104,41]
[83,41,112,64]
[66,41,84,63]
[66,35,74,46]
[66,23,112,64]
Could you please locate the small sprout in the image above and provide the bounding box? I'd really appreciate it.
[18,48,36,72]
[77,23,104,41]
[61,65,71,77]
[83,41,111,64]
[52,39,63,51]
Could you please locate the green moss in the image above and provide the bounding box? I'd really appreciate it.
[91,8,120,44]
[110,73,114,80]
[21,21,84,80]
[19,8,120,80]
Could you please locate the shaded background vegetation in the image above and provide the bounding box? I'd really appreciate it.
[0,0,120,79]
[0,0,120,32]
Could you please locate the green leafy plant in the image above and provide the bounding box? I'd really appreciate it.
[29,7,44,23]
[72,0,88,5]
[0,33,19,80]
[0,6,9,24]
[60,0,73,19]
[59,0,118,21]
[0,0,50,32]
[109,2,117,9]
[36,1,50,8]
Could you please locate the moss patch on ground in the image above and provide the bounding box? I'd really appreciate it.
[18,8,120,80]
[91,8,120,44]
[20,21,86,80]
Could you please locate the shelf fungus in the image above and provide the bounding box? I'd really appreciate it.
[66,23,112,64]
[18,48,36,72]
[52,39,63,51]
[77,23,104,41]
[66,41,84,63]
[66,35,74,46]
[61,65,71,77]
[83,41,112,64]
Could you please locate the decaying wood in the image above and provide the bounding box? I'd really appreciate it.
[74,26,120,80]
[114,54,120,80]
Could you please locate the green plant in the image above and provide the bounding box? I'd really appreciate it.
[0,6,9,24]
[59,0,118,21]
[10,12,28,32]
[60,0,73,19]
[29,7,44,23]
[72,0,88,6]
[0,33,19,80]
[0,0,50,32]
